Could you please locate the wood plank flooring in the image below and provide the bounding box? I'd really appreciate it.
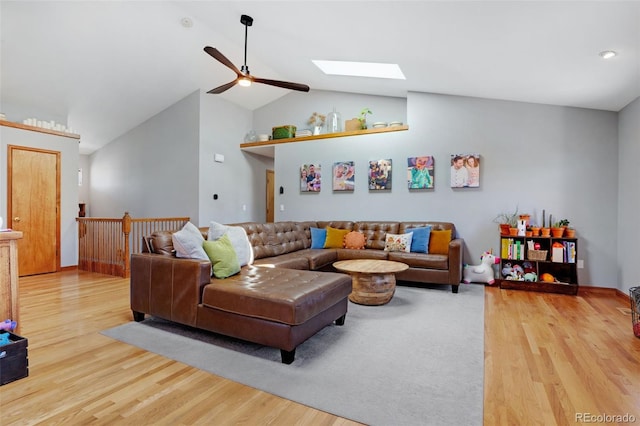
[1,271,639,425]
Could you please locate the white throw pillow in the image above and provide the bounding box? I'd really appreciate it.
[384,232,414,253]
[208,221,254,266]
[172,222,208,260]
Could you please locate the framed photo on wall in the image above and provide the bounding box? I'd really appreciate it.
[450,153,480,188]
[369,159,392,190]
[333,161,355,191]
[407,156,434,189]
[300,163,321,192]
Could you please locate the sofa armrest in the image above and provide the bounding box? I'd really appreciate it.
[130,253,211,326]
[448,238,464,284]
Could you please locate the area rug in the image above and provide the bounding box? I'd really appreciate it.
[102,284,484,426]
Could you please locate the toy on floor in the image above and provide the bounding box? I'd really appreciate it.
[0,332,11,345]
[463,251,500,285]
[0,319,16,331]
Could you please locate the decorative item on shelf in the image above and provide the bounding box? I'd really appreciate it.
[372,122,387,129]
[565,227,576,238]
[325,108,342,133]
[307,112,326,135]
[550,222,565,238]
[345,118,361,131]
[540,227,551,237]
[358,108,372,129]
[519,214,531,227]
[244,130,257,142]
[528,249,547,261]
[389,121,403,127]
[272,125,297,140]
[530,226,540,237]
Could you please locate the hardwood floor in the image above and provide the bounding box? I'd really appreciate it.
[1,271,639,425]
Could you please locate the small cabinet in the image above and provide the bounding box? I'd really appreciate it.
[497,234,578,295]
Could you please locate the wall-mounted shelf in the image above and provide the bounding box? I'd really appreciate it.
[0,120,80,140]
[240,125,409,157]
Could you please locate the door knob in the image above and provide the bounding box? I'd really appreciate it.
[14,217,20,222]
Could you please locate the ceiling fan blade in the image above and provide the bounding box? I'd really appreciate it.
[207,79,238,94]
[204,46,242,76]
[253,77,310,92]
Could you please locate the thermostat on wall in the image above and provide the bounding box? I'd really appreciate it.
[214,153,225,163]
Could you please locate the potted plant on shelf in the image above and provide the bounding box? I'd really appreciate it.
[550,221,565,238]
[358,108,372,130]
[494,207,519,236]
[530,224,541,237]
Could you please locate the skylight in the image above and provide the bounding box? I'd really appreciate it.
[312,60,406,80]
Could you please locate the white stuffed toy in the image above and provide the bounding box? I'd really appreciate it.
[463,251,500,285]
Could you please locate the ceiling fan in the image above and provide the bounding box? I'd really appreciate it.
[204,14,310,94]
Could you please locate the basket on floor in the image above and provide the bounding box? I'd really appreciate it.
[527,249,547,261]
[630,286,640,338]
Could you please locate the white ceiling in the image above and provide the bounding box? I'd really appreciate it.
[2,1,639,154]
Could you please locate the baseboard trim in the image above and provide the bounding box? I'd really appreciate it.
[60,265,78,272]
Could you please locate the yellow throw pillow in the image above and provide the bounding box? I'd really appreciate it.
[324,226,351,249]
[429,229,452,255]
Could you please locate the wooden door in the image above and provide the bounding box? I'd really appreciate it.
[8,145,60,276]
[266,169,274,223]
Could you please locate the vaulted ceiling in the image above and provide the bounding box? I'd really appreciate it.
[2,1,639,154]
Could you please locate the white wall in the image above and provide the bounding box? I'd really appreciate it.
[88,91,201,220]
[266,91,619,287]
[0,125,79,267]
[618,96,640,294]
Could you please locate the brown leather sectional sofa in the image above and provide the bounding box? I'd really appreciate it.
[130,220,463,363]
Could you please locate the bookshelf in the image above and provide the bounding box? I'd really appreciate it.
[497,234,579,295]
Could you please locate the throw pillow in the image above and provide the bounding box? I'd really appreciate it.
[203,234,241,279]
[429,229,452,255]
[344,231,366,249]
[408,226,432,253]
[208,221,254,266]
[310,227,327,249]
[384,232,413,252]
[172,222,208,260]
[324,226,351,249]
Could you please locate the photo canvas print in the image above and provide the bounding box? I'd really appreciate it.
[450,153,480,188]
[333,161,355,191]
[407,156,434,189]
[300,163,321,192]
[369,159,392,190]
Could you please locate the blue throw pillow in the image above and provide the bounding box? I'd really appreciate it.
[310,227,327,249]
[409,226,432,253]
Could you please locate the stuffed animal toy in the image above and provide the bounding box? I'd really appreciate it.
[0,319,16,332]
[0,332,11,345]
[463,251,500,285]
[501,262,513,278]
[524,272,538,282]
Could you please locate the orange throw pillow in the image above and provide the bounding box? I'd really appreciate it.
[344,231,366,249]
[429,229,452,254]
[324,226,351,248]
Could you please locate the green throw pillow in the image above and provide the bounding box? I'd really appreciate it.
[203,234,241,279]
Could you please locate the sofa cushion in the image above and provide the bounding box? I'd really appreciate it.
[324,226,350,249]
[429,229,452,255]
[203,234,241,279]
[387,251,449,270]
[239,222,307,259]
[303,249,338,270]
[384,232,413,252]
[201,266,352,325]
[252,252,310,270]
[310,227,327,249]
[336,249,388,261]
[344,231,366,249]
[354,222,400,250]
[172,222,208,260]
[406,226,432,253]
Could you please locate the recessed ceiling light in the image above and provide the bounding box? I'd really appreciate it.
[312,60,406,80]
[599,50,617,59]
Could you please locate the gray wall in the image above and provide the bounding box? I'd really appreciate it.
[263,91,619,287]
[198,92,272,225]
[618,96,640,294]
[0,125,79,267]
[88,91,201,220]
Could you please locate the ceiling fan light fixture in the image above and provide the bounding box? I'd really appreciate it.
[599,50,617,59]
[238,77,252,87]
